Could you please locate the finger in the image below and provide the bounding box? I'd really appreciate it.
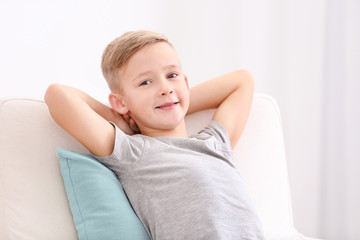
[129,119,138,131]
[122,113,130,123]
[129,119,140,133]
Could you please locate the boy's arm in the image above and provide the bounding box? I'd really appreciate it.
[187,70,254,149]
[44,84,134,157]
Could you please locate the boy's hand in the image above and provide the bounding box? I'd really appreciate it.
[109,108,139,135]
[117,112,140,135]
[111,109,140,135]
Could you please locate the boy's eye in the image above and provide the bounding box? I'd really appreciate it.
[168,73,178,78]
[139,80,151,86]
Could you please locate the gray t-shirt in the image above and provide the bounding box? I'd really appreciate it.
[95,121,264,240]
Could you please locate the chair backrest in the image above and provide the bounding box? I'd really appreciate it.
[0,94,294,239]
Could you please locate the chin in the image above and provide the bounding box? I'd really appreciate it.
[158,121,182,130]
[158,117,185,129]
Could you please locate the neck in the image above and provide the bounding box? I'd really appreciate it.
[139,120,188,138]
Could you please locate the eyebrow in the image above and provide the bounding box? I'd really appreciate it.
[132,64,180,81]
[133,71,152,81]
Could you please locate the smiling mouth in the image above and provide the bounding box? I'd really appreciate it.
[156,102,179,109]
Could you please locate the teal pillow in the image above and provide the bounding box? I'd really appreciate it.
[56,148,150,240]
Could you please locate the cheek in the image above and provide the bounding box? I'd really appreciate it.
[179,86,190,103]
[128,94,153,114]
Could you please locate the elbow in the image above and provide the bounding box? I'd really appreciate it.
[44,83,63,106]
[235,69,255,90]
[44,84,55,104]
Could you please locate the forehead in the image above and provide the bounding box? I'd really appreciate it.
[120,42,181,78]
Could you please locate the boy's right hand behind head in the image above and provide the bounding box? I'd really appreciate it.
[112,110,140,135]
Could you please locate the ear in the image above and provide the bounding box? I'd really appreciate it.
[184,74,190,90]
[109,93,128,115]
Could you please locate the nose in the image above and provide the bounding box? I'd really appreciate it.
[160,80,174,96]
[161,88,174,96]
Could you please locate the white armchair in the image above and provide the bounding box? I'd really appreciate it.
[0,94,320,239]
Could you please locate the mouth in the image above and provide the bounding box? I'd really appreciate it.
[155,102,179,109]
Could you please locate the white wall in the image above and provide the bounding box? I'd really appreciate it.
[0,0,332,238]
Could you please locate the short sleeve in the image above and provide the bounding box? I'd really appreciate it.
[195,120,233,161]
[94,124,144,176]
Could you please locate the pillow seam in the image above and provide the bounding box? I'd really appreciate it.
[66,157,89,240]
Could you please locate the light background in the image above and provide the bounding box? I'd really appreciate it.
[1,0,359,239]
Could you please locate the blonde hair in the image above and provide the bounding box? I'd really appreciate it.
[101,30,170,92]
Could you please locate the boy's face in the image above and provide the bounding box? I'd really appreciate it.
[114,42,190,135]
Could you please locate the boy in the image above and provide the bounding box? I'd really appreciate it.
[45,30,264,239]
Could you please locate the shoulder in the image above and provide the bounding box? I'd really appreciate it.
[196,121,230,142]
[94,123,145,166]
[194,121,233,154]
